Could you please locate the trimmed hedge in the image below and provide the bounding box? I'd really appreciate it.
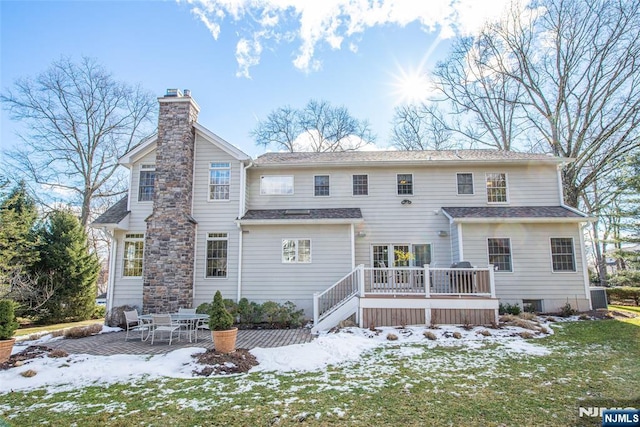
[606,287,640,306]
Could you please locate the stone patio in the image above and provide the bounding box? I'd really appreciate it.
[20,328,314,356]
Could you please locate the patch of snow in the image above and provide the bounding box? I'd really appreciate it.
[1,316,564,394]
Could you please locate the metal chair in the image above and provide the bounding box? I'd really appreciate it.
[124,310,150,341]
[150,314,181,345]
[177,308,197,342]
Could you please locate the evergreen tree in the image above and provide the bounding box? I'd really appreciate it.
[36,209,99,322]
[0,182,39,294]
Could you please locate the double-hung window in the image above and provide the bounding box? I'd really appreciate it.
[352,174,368,196]
[138,165,155,202]
[550,238,576,272]
[206,233,228,278]
[209,162,230,201]
[487,238,512,272]
[486,173,508,203]
[457,173,474,195]
[123,233,144,277]
[314,175,330,196]
[282,239,311,263]
[397,174,413,195]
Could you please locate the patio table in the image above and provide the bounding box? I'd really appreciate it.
[139,313,209,343]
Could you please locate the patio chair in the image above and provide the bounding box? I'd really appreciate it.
[150,314,181,345]
[177,307,197,341]
[124,310,150,341]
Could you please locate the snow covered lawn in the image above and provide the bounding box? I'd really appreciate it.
[0,317,638,426]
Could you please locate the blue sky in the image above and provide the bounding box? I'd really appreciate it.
[1,0,511,158]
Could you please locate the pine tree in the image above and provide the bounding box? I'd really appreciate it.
[36,209,99,322]
[0,182,39,294]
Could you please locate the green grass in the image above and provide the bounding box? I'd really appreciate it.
[14,319,104,337]
[1,319,638,426]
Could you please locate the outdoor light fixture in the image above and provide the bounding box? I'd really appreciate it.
[438,230,449,237]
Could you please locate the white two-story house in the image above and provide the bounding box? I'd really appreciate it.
[94,90,592,331]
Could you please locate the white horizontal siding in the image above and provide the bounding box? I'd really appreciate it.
[460,222,589,310]
[240,224,353,315]
[246,164,561,210]
[110,230,144,309]
[191,135,244,306]
[127,150,156,230]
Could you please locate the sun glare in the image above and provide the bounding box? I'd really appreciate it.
[391,67,433,105]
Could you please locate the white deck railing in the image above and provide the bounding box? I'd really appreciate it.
[362,265,495,297]
[313,265,363,326]
[313,264,496,329]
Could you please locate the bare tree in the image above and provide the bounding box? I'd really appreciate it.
[1,56,156,227]
[391,104,456,150]
[402,0,640,209]
[252,99,375,152]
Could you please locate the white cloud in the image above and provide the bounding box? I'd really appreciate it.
[182,0,519,77]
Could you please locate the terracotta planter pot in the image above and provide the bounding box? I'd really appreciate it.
[212,327,238,353]
[0,338,16,363]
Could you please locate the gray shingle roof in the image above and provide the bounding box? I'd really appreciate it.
[254,150,564,166]
[241,208,363,221]
[92,196,130,225]
[441,206,586,219]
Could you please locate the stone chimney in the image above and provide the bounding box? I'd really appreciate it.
[142,89,200,313]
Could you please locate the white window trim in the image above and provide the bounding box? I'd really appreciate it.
[549,237,577,273]
[260,175,294,196]
[137,164,156,203]
[205,232,229,279]
[352,174,369,197]
[396,173,414,196]
[487,237,514,273]
[456,172,474,196]
[369,243,432,267]
[485,172,509,204]
[122,233,145,278]
[208,162,231,202]
[313,174,331,197]
[282,238,312,263]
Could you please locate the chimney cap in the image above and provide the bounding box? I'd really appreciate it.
[165,88,183,97]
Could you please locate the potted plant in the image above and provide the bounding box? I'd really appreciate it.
[0,299,19,363]
[209,291,237,353]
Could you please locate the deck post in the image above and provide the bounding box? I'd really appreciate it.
[313,292,319,327]
[424,265,431,298]
[488,264,496,298]
[358,264,365,296]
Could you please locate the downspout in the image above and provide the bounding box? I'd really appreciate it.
[103,228,117,322]
[350,223,355,270]
[237,161,250,302]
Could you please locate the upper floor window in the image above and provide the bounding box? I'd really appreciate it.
[314,175,330,197]
[209,162,230,201]
[138,165,155,202]
[123,233,144,277]
[261,176,294,195]
[488,238,512,272]
[282,239,311,263]
[457,173,474,195]
[206,233,228,278]
[550,238,576,272]
[397,174,413,195]
[352,174,368,196]
[486,173,508,203]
